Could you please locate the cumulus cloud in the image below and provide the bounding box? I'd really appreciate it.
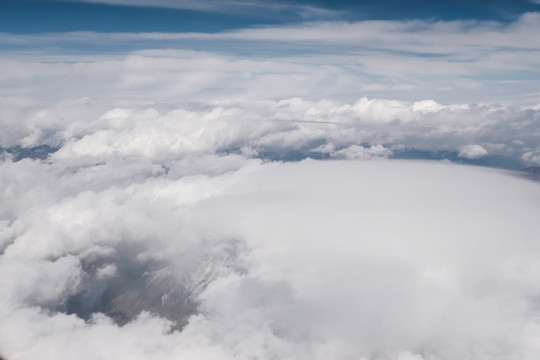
[61,0,340,19]
[321,144,393,160]
[522,149,540,165]
[458,144,488,159]
[1,84,540,360]
[63,0,267,10]
[2,96,539,169]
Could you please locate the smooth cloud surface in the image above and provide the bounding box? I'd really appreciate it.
[1,157,540,360]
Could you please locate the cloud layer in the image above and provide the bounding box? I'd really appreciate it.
[2,96,539,169]
[1,7,540,360]
[0,94,540,360]
[1,156,540,360]
[2,13,540,104]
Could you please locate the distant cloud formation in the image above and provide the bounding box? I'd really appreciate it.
[1,13,540,104]
[1,96,539,168]
[62,0,328,13]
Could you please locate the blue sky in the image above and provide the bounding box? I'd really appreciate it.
[2,0,540,34]
[0,1,539,113]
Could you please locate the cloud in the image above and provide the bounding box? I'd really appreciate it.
[1,10,540,358]
[522,149,540,165]
[321,144,394,160]
[1,159,540,359]
[64,0,258,10]
[1,14,540,104]
[58,0,340,19]
[458,144,488,159]
[0,82,539,360]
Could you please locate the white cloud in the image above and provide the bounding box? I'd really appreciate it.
[1,160,540,359]
[1,14,540,104]
[0,11,539,358]
[64,0,250,10]
[60,0,340,18]
[458,144,488,159]
[0,76,539,360]
[2,96,538,169]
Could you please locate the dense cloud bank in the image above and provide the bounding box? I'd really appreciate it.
[1,158,540,360]
[1,95,540,359]
[1,97,540,169]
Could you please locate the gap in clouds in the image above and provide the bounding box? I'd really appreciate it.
[59,238,247,329]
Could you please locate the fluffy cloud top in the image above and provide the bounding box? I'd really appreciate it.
[2,96,539,169]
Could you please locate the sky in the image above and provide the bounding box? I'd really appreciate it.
[2,0,540,33]
[1,1,540,360]
[2,0,540,105]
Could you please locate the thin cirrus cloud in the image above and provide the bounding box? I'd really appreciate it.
[1,13,540,104]
[36,0,540,21]
[61,0,270,10]
[54,0,340,19]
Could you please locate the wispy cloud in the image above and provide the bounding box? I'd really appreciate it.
[2,95,540,171]
[1,13,539,105]
[59,0,341,19]
[5,13,540,52]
